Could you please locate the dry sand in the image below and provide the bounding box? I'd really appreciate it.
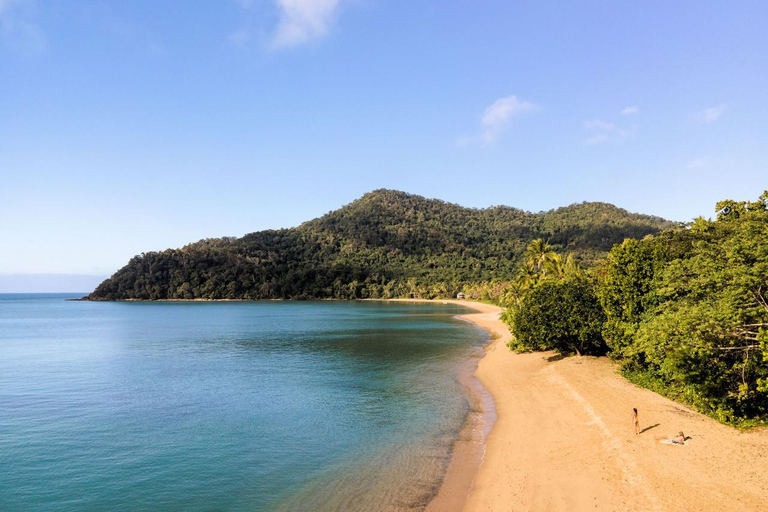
[414,300,768,512]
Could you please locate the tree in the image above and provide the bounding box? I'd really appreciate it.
[510,277,607,356]
[564,253,582,278]
[629,193,768,420]
[543,253,565,279]
[525,238,556,272]
[597,191,768,422]
[597,237,662,355]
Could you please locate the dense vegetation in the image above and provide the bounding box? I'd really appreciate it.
[505,191,768,424]
[511,278,606,356]
[88,190,673,301]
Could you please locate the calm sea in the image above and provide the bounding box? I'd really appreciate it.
[0,294,489,511]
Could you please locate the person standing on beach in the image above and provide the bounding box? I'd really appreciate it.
[632,408,640,435]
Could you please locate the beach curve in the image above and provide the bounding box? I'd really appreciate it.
[401,300,768,512]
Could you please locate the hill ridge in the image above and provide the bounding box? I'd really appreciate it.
[88,190,677,301]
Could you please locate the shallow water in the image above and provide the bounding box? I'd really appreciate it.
[0,295,488,511]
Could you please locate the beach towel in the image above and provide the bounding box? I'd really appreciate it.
[660,439,688,445]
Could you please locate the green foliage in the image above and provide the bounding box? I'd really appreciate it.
[89,190,672,301]
[597,238,656,354]
[509,277,606,356]
[524,239,556,272]
[503,191,768,424]
[596,233,695,354]
[504,239,603,355]
[600,191,768,422]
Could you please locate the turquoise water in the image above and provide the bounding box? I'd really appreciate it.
[0,294,488,511]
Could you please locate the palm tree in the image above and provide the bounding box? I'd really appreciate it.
[515,264,539,289]
[564,253,582,277]
[543,253,565,279]
[524,239,556,271]
[501,280,527,307]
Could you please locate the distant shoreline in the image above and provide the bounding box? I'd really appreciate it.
[68,297,336,302]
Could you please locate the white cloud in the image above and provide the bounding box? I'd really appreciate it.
[621,105,639,115]
[482,95,536,126]
[584,119,615,131]
[272,0,339,49]
[687,157,709,169]
[272,0,341,48]
[233,0,344,49]
[462,95,536,145]
[584,134,609,145]
[583,118,631,145]
[696,104,727,124]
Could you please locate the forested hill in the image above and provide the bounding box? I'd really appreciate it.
[87,190,676,300]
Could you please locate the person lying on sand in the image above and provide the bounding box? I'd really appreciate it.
[657,431,688,445]
[631,408,640,435]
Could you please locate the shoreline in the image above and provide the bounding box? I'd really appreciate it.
[74,296,507,510]
[385,299,507,512]
[71,297,768,509]
[75,295,501,510]
[425,301,506,512]
[392,299,768,511]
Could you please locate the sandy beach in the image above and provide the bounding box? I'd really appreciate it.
[414,300,768,512]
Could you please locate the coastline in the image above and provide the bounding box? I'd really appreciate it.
[70,297,768,509]
[402,299,768,512]
[75,295,500,510]
[386,299,507,512]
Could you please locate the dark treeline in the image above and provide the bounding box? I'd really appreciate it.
[505,191,768,424]
[88,189,673,301]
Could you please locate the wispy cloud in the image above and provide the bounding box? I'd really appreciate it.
[696,104,727,124]
[583,119,631,145]
[233,0,344,50]
[621,105,639,115]
[687,157,709,169]
[458,95,537,146]
[584,119,618,131]
[583,134,608,145]
[272,0,341,49]
[0,0,46,55]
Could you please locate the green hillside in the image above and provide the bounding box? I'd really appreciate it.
[87,190,676,300]
[503,190,768,424]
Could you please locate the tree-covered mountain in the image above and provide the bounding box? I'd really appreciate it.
[87,190,676,300]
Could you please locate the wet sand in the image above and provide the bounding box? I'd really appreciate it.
[406,300,768,512]
[388,300,501,512]
[423,319,495,512]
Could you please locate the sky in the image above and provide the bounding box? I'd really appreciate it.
[1,0,766,288]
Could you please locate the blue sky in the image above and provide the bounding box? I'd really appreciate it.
[1,0,766,283]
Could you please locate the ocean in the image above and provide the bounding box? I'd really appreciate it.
[0,294,489,511]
